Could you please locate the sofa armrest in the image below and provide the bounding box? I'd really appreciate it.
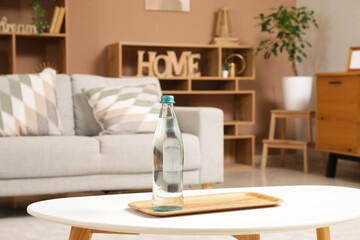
[175,107,224,184]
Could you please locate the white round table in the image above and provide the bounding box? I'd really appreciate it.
[27,185,360,240]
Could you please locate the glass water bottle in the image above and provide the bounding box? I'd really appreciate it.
[152,95,184,212]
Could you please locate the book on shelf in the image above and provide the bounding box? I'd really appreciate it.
[54,7,65,33]
[211,37,239,46]
[49,6,60,33]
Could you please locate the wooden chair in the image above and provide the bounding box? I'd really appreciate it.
[261,110,315,172]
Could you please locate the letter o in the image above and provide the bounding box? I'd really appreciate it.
[153,54,172,77]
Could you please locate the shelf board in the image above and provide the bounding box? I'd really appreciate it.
[224,163,254,171]
[237,121,255,125]
[158,77,188,80]
[162,90,191,94]
[224,121,240,125]
[224,121,254,126]
[119,41,220,49]
[120,75,255,81]
[0,32,66,38]
[237,76,255,81]
[121,76,188,80]
[162,90,254,95]
[220,45,254,49]
[224,135,255,140]
[190,76,254,81]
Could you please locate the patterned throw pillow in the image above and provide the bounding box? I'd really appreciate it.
[0,70,63,136]
[83,84,161,135]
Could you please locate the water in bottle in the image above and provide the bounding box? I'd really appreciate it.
[152,95,184,212]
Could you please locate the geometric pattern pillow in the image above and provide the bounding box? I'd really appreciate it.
[0,70,64,136]
[83,84,161,135]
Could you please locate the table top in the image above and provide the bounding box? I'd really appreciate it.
[27,185,360,235]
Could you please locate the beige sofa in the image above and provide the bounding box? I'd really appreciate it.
[0,74,224,197]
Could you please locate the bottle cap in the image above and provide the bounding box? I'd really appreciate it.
[161,95,175,104]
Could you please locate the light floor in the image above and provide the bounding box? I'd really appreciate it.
[1,152,360,240]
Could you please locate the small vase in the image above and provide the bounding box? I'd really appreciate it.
[222,70,229,78]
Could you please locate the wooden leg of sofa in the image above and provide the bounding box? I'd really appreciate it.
[202,184,212,189]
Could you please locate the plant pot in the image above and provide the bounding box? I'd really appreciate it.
[222,70,229,78]
[282,76,313,111]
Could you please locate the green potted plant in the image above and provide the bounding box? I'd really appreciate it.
[222,62,231,78]
[255,5,318,110]
[30,0,56,34]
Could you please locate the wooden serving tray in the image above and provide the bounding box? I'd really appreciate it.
[128,192,283,217]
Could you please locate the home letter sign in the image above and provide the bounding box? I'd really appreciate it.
[153,54,171,77]
[136,50,201,77]
[167,51,191,77]
[188,53,201,77]
[137,50,156,76]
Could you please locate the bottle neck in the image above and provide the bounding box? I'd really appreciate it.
[160,103,176,118]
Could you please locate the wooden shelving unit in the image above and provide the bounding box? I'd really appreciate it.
[107,42,256,170]
[0,0,68,74]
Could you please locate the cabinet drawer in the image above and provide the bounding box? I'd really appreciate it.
[317,119,358,154]
[317,77,358,103]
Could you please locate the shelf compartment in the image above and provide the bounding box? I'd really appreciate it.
[191,79,236,91]
[159,79,189,91]
[170,93,255,124]
[224,120,254,137]
[234,92,255,123]
[221,46,255,79]
[0,0,65,34]
[14,33,67,38]
[15,37,66,73]
[0,35,13,74]
[224,135,255,170]
[224,122,237,136]
[119,43,219,77]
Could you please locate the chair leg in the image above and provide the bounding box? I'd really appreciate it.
[303,145,309,173]
[261,143,268,169]
[268,114,276,139]
[280,118,286,166]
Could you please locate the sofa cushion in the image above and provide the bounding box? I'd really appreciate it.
[83,84,161,135]
[0,136,100,179]
[56,74,75,135]
[0,71,63,136]
[71,74,162,136]
[96,133,201,173]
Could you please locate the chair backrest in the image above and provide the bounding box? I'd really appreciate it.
[71,74,161,136]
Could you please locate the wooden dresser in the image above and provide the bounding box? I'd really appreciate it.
[316,72,360,177]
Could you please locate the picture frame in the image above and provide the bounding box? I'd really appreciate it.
[346,47,360,71]
[145,0,190,12]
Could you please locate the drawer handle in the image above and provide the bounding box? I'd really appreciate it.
[328,81,342,85]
